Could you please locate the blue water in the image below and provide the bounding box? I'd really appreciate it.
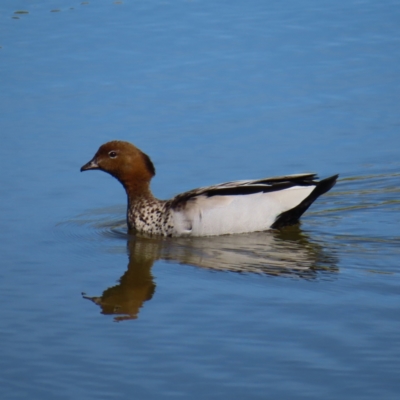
[1,1,400,399]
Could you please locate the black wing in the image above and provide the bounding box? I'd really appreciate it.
[170,173,320,209]
[271,174,339,229]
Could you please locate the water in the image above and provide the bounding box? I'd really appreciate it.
[1,0,400,399]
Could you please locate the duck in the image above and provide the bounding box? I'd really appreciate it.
[80,141,338,237]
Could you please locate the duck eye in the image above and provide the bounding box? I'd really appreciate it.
[108,151,117,159]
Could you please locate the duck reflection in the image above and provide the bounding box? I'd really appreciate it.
[82,242,156,322]
[83,226,338,321]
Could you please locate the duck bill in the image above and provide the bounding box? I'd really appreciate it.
[80,158,99,172]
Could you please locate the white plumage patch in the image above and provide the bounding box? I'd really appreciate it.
[171,185,315,236]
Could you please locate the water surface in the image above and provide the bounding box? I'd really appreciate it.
[1,0,399,399]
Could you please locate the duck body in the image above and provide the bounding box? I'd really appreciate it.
[81,141,338,237]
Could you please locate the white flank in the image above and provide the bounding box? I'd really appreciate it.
[172,185,315,236]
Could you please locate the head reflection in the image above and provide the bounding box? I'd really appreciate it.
[83,226,338,321]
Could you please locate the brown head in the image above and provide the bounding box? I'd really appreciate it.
[81,141,156,197]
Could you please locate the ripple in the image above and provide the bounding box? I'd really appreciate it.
[56,206,129,255]
[309,170,400,215]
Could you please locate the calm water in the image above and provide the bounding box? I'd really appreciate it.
[1,0,400,399]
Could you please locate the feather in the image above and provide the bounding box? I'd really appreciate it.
[170,174,338,236]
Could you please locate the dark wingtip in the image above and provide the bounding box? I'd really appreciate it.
[271,174,339,229]
[312,174,339,198]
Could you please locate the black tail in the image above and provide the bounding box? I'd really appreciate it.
[271,174,338,229]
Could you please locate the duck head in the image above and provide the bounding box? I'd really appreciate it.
[81,141,156,194]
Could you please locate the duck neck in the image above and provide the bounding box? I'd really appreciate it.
[122,179,155,207]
